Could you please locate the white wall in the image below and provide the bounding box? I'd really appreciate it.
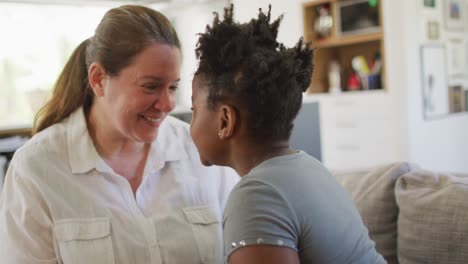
[231,0,304,47]
[404,0,468,173]
[153,1,229,110]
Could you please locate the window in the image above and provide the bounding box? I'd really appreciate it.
[0,3,108,129]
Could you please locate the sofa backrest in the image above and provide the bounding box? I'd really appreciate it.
[334,162,468,264]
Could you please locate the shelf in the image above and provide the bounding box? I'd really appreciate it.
[304,89,386,100]
[302,0,335,7]
[303,0,385,94]
[312,32,383,48]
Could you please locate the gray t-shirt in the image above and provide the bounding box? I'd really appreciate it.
[223,151,386,263]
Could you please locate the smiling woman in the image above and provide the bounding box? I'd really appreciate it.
[86,43,182,145]
[0,4,239,264]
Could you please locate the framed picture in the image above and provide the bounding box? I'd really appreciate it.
[421,0,439,14]
[444,0,465,30]
[427,20,440,40]
[420,45,450,119]
[424,0,436,8]
[448,85,465,112]
[446,38,466,78]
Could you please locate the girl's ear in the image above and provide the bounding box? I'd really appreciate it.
[218,104,238,140]
[88,62,107,97]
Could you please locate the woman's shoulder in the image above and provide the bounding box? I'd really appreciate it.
[14,122,67,164]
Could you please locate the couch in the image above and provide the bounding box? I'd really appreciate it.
[333,162,468,264]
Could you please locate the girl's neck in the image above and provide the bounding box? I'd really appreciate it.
[231,140,295,176]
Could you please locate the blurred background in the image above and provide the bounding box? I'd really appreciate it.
[0,0,229,130]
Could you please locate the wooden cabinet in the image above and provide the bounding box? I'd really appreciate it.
[303,0,385,94]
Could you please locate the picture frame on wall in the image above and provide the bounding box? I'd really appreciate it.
[424,0,436,8]
[420,45,450,119]
[420,0,439,14]
[444,0,465,30]
[446,37,466,78]
[448,85,466,112]
[427,20,440,40]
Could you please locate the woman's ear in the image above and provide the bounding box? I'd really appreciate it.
[88,62,106,97]
[218,104,237,139]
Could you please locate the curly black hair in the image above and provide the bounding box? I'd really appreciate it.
[195,4,314,142]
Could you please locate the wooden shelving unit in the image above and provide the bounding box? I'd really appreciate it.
[303,0,385,94]
[312,32,383,48]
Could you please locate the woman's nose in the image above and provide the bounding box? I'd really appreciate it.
[153,88,175,112]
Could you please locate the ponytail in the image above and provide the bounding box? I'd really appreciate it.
[33,39,93,134]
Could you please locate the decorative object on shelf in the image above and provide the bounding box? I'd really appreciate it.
[370,51,382,74]
[328,60,342,94]
[352,55,371,76]
[420,45,450,119]
[314,4,333,39]
[444,0,465,30]
[350,55,381,90]
[347,71,361,91]
[337,0,380,36]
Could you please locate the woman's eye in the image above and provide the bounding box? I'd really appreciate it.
[143,84,160,91]
[169,85,178,93]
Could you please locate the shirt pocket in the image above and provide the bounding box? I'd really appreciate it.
[53,217,115,264]
[183,206,223,264]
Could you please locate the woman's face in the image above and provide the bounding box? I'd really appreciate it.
[99,43,181,143]
[190,75,223,166]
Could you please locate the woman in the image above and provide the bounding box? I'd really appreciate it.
[190,5,386,264]
[0,5,238,264]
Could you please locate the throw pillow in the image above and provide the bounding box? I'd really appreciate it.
[334,162,418,264]
[396,170,468,264]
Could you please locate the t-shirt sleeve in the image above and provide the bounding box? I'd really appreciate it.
[223,179,299,259]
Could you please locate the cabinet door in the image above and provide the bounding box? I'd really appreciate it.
[319,93,401,170]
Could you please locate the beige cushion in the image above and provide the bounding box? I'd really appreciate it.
[396,170,468,264]
[334,162,418,264]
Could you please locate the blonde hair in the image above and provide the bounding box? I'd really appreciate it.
[33,5,180,134]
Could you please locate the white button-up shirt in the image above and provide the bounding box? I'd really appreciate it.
[0,108,239,264]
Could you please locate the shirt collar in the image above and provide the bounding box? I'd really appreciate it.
[146,116,189,173]
[67,109,188,174]
[67,107,100,174]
